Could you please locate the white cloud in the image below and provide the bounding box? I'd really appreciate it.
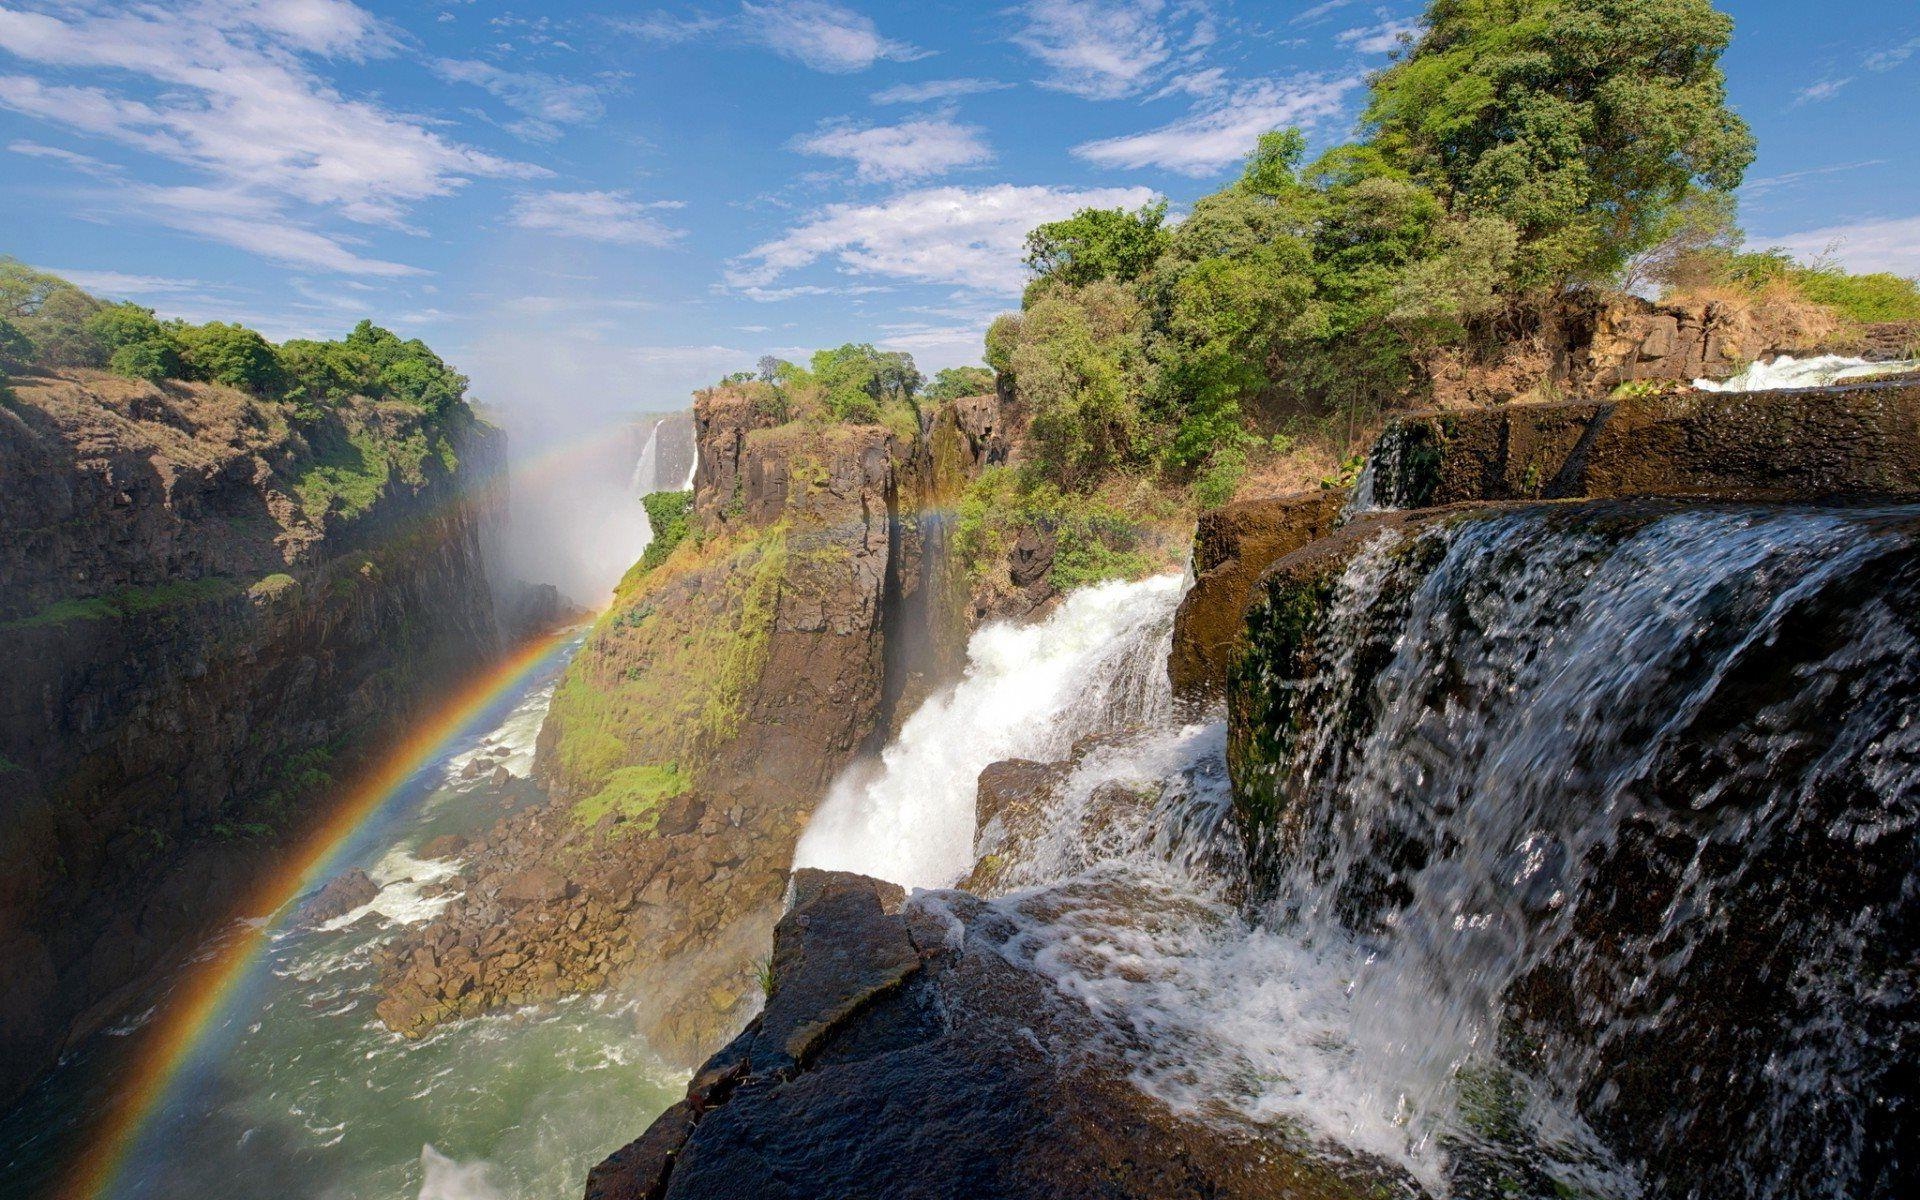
[0,0,539,273]
[1765,215,1920,278]
[624,1,920,73]
[510,191,685,246]
[1741,159,1886,198]
[37,268,209,299]
[432,59,606,132]
[792,116,992,182]
[1072,74,1361,176]
[1864,37,1919,72]
[1012,0,1176,100]
[1336,18,1418,55]
[870,78,1013,105]
[1292,0,1356,25]
[727,183,1157,294]
[132,183,426,275]
[1792,78,1851,106]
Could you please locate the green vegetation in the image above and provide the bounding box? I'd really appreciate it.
[291,428,394,522]
[1,577,238,629]
[0,258,469,415]
[924,365,995,401]
[573,762,690,828]
[639,490,694,570]
[955,467,1160,592]
[975,0,1914,517]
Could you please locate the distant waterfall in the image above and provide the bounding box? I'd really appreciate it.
[628,419,663,496]
[792,575,1184,890]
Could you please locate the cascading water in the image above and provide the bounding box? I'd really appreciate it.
[1695,354,1920,391]
[628,419,663,496]
[914,503,1916,1200]
[791,574,1185,890]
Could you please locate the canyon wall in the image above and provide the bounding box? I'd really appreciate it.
[373,385,1006,1062]
[0,370,502,1109]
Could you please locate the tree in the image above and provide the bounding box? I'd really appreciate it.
[1366,0,1755,286]
[0,258,104,367]
[809,343,921,423]
[1024,202,1171,289]
[1006,280,1153,484]
[89,303,184,382]
[925,366,996,402]
[756,355,783,384]
[0,317,36,372]
[280,338,377,408]
[344,320,467,413]
[176,322,286,395]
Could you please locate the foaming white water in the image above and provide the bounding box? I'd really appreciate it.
[792,574,1185,890]
[318,848,462,933]
[1694,353,1919,391]
[443,677,558,784]
[417,1145,506,1200]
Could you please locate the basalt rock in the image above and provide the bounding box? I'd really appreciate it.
[1168,490,1348,715]
[1359,381,1920,512]
[586,875,1412,1200]
[298,868,379,926]
[0,371,501,1110]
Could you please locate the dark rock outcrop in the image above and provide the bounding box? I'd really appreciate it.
[298,868,379,926]
[1168,490,1348,714]
[1360,382,1920,512]
[0,371,501,1109]
[586,873,1406,1200]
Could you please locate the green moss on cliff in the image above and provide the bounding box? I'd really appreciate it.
[955,466,1173,591]
[1,576,239,629]
[547,525,789,823]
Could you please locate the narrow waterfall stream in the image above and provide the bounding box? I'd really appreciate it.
[811,502,1918,1199]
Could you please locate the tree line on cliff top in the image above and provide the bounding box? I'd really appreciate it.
[989,0,1919,497]
[0,258,469,417]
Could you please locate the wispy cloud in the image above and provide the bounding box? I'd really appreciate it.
[1765,214,1920,278]
[432,59,607,142]
[37,268,209,297]
[1073,74,1361,176]
[727,183,1157,294]
[1013,0,1166,99]
[792,115,993,182]
[622,1,922,73]
[0,0,540,273]
[510,191,686,246]
[1336,17,1418,55]
[870,78,1013,105]
[1291,0,1357,26]
[1793,78,1852,106]
[1864,36,1919,72]
[1742,159,1886,198]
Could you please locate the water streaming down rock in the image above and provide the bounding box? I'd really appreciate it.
[791,574,1185,890]
[629,419,663,497]
[1228,502,1920,1197]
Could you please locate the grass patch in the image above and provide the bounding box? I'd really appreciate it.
[291,427,391,522]
[3,577,237,629]
[573,762,690,828]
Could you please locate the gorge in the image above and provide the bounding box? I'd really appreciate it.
[4,0,1920,1196]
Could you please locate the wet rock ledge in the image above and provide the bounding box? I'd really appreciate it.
[586,869,1406,1200]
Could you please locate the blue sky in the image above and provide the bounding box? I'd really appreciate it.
[1,0,1916,427]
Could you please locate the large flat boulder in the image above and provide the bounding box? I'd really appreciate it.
[1363,382,1920,511]
[586,875,1411,1200]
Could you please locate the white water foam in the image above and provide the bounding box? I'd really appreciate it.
[417,1145,506,1200]
[1694,353,1919,391]
[442,677,558,784]
[792,574,1185,890]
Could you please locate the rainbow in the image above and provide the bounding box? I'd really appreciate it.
[57,628,581,1200]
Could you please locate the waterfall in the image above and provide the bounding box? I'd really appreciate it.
[959,503,1917,1199]
[1695,354,1920,391]
[629,419,663,495]
[791,574,1185,891]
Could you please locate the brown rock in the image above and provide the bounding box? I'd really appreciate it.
[418,834,469,861]
[298,868,378,925]
[500,867,570,905]
[1168,490,1347,715]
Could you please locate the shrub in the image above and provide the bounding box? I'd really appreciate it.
[924,365,995,402]
[640,490,694,570]
[177,321,286,395]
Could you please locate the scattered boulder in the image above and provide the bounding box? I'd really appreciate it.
[299,868,378,925]
[417,834,469,861]
[500,866,569,905]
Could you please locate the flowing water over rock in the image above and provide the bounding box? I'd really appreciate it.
[792,574,1184,890]
[890,503,1916,1199]
[0,645,682,1200]
[1695,353,1920,391]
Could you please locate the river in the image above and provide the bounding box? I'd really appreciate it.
[1,639,680,1200]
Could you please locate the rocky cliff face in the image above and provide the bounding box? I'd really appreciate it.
[0,370,501,1110]
[373,386,1001,1063]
